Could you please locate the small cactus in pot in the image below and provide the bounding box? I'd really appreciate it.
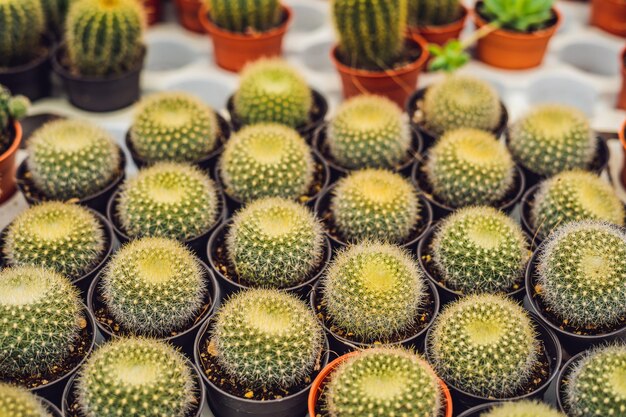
[206,0,282,33]
[0,0,45,68]
[0,86,29,155]
[0,383,54,417]
[408,0,462,27]
[482,400,565,417]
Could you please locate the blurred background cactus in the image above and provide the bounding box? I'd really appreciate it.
[407,0,462,27]
[0,85,29,155]
[483,401,566,417]
[41,0,75,35]
[0,0,45,68]
[0,383,53,417]
[206,0,281,32]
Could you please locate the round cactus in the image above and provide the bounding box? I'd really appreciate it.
[326,347,441,417]
[0,383,52,417]
[429,294,540,398]
[508,105,595,177]
[422,76,502,135]
[331,169,420,243]
[322,242,426,342]
[482,401,565,417]
[117,162,220,241]
[207,0,281,33]
[213,289,324,389]
[537,221,626,329]
[408,0,462,26]
[531,170,624,240]
[4,202,106,278]
[27,119,121,201]
[432,206,530,294]
[0,266,83,377]
[0,86,29,157]
[220,123,315,203]
[234,59,312,128]
[76,338,196,417]
[226,197,325,289]
[426,128,515,208]
[0,0,45,68]
[101,237,206,336]
[326,95,412,170]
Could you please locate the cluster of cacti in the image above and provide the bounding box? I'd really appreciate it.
[508,105,595,177]
[27,119,121,200]
[326,347,441,417]
[407,0,462,27]
[326,95,412,169]
[482,401,566,417]
[0,266,83,377]
[0,85,29,155]
[117,162,220,241]
[65,0,145,77]
[76,338,196,417]
[322,242,426,342]
[0,383,52,417]
[565,345,626,417]
[422,76,502,135]
[41,0,74,35]
[130,92,220,164]
[220,124,315,202]
[429,294,540,398]
[207,0,281,32]
[101,237,206,336]
[331,169,420,243]
[226,197,325,289]
[4,202,106,278]
[426,128,515,207]
[332,0,408,69]
[234,59,312,128]
[537,221,626,329]
[0,0,45,68]
[213,289,324,388]
[433,207,530,294]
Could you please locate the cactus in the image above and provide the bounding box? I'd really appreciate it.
[41,0,74,34]
[322,242,426,342]
[429,294,540,398]
[130,92,220,164]
[432,206,530,294]
[508,105,595,177]
[426,128,515,208]
[220,123,315,203]
[532,171,625,240]
[65,0,145,77]
[101,237,206,336]
[4,202,106,279]
[0,383,52,417]
[226,197,325,289]
[326,347,441,417]
[0,85,29,155]
[422,76,502,135]
[482,401,565,417]
[117,162,219,241]
[333,0,408,69]
[537,221,626,329]
[0,0,45,68]
[213,289,324,388]
[408,0,462,27]
[326,95,412,170]
[234,59,312,128]
[76,338,196,417]
[565,345,626,417]
[26,119,121,200]
[207,0,281,32]
[0,266,83,377]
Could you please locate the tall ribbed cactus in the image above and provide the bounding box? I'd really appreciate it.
[408,0,461,27]
[0,0,45,68]
[0,85,29,155]
[207,0,281,32]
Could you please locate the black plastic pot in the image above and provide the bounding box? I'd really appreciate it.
[19,113,65,149]
[42,397,63,417]
[555,351,585,415]
[457,403,498,417]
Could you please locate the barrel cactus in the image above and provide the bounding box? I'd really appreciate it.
[207,0,281,32]
[482,401,565,417]
[0,0,45,68]
[0,85,29,156]
[0,383,53,417]
[408,0,462,27]
[326,95,412,170]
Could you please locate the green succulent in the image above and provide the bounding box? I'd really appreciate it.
[0,383,53,417]
[479,0,555,32]
[0,85,29,156]
[408,0,462,26]
[206,0,281,32]
[481,400,565,417]
[41,0,75,35]
[0,0,45,68]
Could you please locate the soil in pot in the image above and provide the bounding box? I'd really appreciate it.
[0,122,22,204]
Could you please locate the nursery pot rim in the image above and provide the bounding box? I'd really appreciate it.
[198,3,292,41]
[472,2,562,39]
[41,397,63,417]
[409,4,469,35]
[456,402,499,417]
[555,350,588,414]
[0,121,22,163]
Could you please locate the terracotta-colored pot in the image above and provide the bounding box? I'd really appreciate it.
[618,46,626,110]
[174,0,205,33]
[591,0,626,36]
[409,5,468,46]
[0,121,22,204]
[143,0,162,26]
[198,4,292,73]
[618,119,626,187]
[330,36,430,107]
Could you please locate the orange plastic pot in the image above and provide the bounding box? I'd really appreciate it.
[409,5,468,46]
[198,4,292,73]
[591,0,626,36]
[174,0,204,33]
[143,0,162,26]
[618,119,626,187]
[0,121,22,204]
[618,46,626,110]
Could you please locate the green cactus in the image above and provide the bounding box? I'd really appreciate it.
[322,242,426,342]
[508,105,595,177]
[41,0,75,35]
[537,221,626,329]
[426,128,515,208]
[532,171,625,240]
[326,347,441,417]
[326,95,412,170]
[220,123,315,203]
[333,0,408,69]
[0,383,53,417]
[213,288,324,388]
[482,401,566,417]
[429,294,540,398]
[0,85,29,155]
[101,237,206,336]
[0,0,45,68]
[422,76,502,135]
[0,266,83,377]
[565,345,626,417]
[408,0,462,27]
[117,162,220,241]
[4,202,106,279]
[432,206,530,294]
[65,0,145,77]
[207,0,281,32]
[130,92,220,164]
[27,120,121,201]
[234,59,312,128]
[76,338,196,417]
[226,197,325,289]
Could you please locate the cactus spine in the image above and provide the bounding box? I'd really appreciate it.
[408,0,462,27]
[207,0,281,32]
[483,401,566,417]
[0,0,45,68]
[0,383,52,417]
[0,85,29,155]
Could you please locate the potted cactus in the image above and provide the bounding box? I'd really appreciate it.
[407,0,468,47]
[458,400,566,417]
[0,86,28,204]
[0,383,63,417]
